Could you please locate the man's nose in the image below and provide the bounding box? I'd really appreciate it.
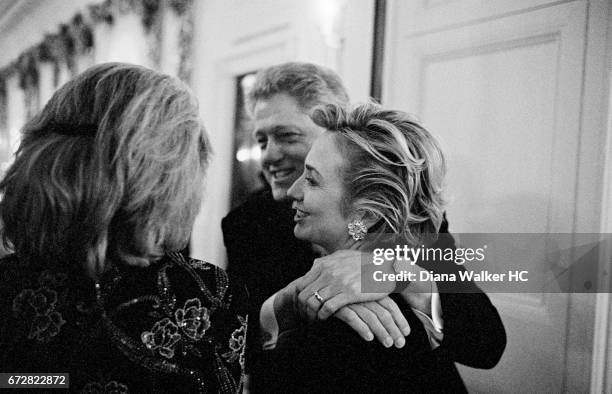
[261,139,283,165]
[287,173,304,201]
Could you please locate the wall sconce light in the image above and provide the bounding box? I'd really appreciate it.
[236,145,262,163]
[315,0,348,50]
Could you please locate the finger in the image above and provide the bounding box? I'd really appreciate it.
[350,304,393,348]
[317,292,351,320]
[309,286,334,321]
[295,264,323,292]
[297,293,311,320]
[334,307,373,342]
[378,297,411,336]
[298,280,341,315]
[317,289,386,320]
[301,251,364,299]
[289,276,308,293]
[300,293,323,321]
[312,286,332,307]
[367,300,405,348]
[298,272,328,299]
[307,294,322,320]
[297,283,316,314]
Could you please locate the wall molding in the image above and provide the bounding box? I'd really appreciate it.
[589,1,612,392]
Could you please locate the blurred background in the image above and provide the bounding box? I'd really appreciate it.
[0,0,611,392]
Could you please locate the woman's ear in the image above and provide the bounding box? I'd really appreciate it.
[351,211,380,231]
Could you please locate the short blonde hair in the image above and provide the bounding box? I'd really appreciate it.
[0,63,210,277]
[312,102,446,246]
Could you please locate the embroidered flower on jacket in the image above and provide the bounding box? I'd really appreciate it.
[105,380,129,393]
[38,270,68,288]
[188,259,212,271]
[81,380,128,394]
[174,298,210,341]
[141,317,181,359]
[29,310,66,342]
[0,268,20,290]
[13,287,57,315]
[12,287,66,343]
[222,315,247,365]
[80,381,104,394]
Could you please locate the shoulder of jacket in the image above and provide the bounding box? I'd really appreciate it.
[223,189,277,226]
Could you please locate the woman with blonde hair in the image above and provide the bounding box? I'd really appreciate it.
[0,63,247,393]
[259,102,506,392]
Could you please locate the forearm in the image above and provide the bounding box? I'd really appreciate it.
[260,284,300,350]
[400,278,444,348]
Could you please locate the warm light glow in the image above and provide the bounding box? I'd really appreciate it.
[315,0,347,48]
[250,145,261,161]
[241,74,257,95]
[236,145,262,162]
[236,147,250,162]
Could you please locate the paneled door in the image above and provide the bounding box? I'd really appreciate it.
[383,1,608,392]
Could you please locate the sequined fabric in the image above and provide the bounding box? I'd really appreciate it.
[0,252,247,393]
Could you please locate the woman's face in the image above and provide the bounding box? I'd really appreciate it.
[287,132,353,253]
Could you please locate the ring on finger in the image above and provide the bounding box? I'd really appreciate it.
[313,290,324,304]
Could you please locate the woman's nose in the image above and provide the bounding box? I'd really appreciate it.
[287,172,304,201]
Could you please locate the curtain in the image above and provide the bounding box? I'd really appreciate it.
[0,0,195,173]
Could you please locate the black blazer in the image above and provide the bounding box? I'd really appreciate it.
[222,189,506,392]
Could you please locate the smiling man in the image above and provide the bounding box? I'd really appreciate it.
[250,69,347,201]
[222,63,352,388]
[252,93,324,200]
[223,63,350,328]
[221,62,505,392]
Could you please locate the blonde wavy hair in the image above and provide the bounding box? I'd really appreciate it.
[312,102,446,246]
[0,63,210,277]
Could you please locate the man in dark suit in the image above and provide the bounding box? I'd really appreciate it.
[222,62,506,390]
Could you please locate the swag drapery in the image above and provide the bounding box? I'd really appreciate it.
[0,0,195,173]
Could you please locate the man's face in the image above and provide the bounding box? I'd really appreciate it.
[252,93,325,201]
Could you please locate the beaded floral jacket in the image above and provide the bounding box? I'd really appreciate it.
[0,251,247,393]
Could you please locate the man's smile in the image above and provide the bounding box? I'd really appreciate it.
[292,205,310,221]
[267,168,295,182]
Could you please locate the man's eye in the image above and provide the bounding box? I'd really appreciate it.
[279,133,299,141]
[305,176,317,186]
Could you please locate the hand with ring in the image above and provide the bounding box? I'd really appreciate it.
[296,250,395,321]
[293,277,410,349]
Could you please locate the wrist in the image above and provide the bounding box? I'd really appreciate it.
[400,270,433,315]
[392,258,411,293]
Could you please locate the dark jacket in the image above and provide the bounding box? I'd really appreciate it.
[222,189,506,392]
[0,252,247,393]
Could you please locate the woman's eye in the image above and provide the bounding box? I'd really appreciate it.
[279,133,299,142]
[305,177,316,186]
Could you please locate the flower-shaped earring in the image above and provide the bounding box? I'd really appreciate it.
[348,219,367,241]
